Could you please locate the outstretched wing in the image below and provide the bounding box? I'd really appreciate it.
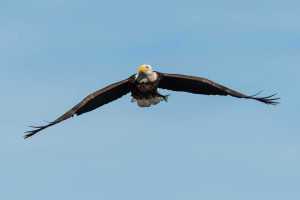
[158,73,279,105]
[25,75,135,139]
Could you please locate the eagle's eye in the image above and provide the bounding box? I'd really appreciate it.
[146,66,149,69]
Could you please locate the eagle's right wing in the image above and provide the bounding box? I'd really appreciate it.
[25,75,136,139]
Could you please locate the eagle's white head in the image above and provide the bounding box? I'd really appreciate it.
[138,64,153,75]
[136,64,157,83]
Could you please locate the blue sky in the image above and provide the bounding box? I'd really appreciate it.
[1,0,299,199]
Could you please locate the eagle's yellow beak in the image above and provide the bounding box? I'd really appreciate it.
[138,65,147,73]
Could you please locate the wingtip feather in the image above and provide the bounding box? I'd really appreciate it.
[248,92,280,105]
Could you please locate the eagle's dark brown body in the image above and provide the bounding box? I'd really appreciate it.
[131,72,162,100]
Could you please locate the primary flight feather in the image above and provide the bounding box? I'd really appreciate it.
[25,64,279,138]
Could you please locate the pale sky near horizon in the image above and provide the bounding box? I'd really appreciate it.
[1,0,300,200]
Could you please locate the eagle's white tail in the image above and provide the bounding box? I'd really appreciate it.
[131,95,169,107]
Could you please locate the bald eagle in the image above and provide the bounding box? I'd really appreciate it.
[24,64,279,138]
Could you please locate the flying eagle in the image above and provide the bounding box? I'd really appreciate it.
[25,64,279,139]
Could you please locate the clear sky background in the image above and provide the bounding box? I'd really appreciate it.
[1,0,299,199]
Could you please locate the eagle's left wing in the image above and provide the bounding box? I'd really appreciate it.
[158,73,279,105]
